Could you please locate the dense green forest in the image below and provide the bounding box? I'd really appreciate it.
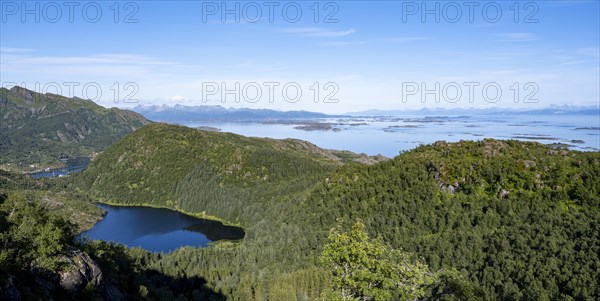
[303,140,599,300]
[0,170,231,300]
[0,86,149,170]
[73,123,384,224]
[65,124,599,300]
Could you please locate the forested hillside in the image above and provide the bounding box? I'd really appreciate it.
[0,86,149,169]
[0,170,227,300]
[303,140,599,300]
[71,124,600,300]
[74,123,384,224]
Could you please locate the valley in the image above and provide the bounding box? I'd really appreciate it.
[3,1,599,299]
[1,88,598,300]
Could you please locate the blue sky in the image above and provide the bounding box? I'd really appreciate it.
[1,0,599,113]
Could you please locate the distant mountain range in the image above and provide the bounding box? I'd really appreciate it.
[0,86,149,169]
[2,84,596,169]
[133,104,336,122]
[350,105,600,116]
[133,104,600,122]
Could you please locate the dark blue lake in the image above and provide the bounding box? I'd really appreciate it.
[80,204,245,252]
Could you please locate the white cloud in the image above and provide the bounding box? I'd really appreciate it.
[556,60,591,66]
[0,51,205,82]
[165,95,190,102]
[322,36,428,47]
[281,27,356,37]
[322,41,368,46]
[385,37,429,43]
[498,33,538,42]
[4,53,176,66]
[577,47,600,58]
[0,47,35,53]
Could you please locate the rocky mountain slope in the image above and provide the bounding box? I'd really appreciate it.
[0,86,149,169]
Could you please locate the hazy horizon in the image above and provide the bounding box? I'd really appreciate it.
[3,84,600,116]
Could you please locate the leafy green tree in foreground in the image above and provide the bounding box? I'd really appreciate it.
[320,220,434,301]
[0,192,74,271]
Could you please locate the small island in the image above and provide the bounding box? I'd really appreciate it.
[294,123,342,132]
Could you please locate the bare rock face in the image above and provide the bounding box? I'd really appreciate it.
[58,250,102,293]
[1,250,122,301]
[12,86,34,104]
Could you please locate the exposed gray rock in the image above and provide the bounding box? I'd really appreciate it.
[58,250,102,293]
[441,182,460,194]
[520,160,536,168]
[11,86,34,103]
[428,161,460,194]
[1,250,114,300]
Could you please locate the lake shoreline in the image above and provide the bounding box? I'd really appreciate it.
[93,199,244,229]
[80,202,245,252]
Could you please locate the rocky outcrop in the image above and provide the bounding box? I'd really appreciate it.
[0,247,129,301]
[428,161,461,194]
[58,250,102,293]
[285,138,388,165]
[440,181,460,194]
